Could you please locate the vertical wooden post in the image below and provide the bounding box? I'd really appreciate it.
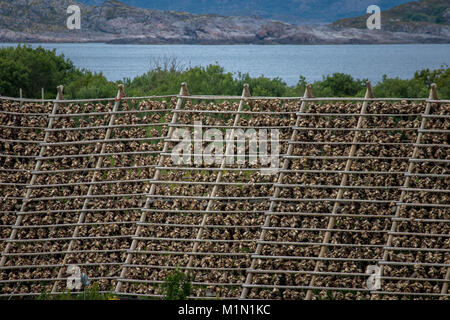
[19,88,23,106]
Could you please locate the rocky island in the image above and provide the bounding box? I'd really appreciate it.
[0,0,448,44]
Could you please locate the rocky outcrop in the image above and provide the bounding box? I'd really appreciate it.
[0,0,448,44]
[334,0,450,37]
[77,0,415,25]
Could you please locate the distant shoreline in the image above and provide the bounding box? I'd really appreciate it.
[1,41,450,46]
[1,0,448,47]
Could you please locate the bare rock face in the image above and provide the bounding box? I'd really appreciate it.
[77,0,415,25]
[0,0,448,44]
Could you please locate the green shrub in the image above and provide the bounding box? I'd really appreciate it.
[160,268,192,300]
[311,73,367,97]
[64,70,117,99]
[125,64,239,96]
[374,65,450,99]
[0,45,75,98]
[414,65,450,98]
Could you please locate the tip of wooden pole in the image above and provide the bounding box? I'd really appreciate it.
[365,81,374,99]
[243,83,251,97]
[56,85,64,100]
[305,84,313,98]
[57,85,64,93]
[180,82,189,96]
[115,84,126,101]
[429,83,439,100]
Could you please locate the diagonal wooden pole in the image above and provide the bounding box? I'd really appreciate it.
[305,82,374,300]
[114,83,189,294]
[240,84,313,299]
[185,84,251,272]
[373,84,437,298]
[51,84,126,293]
[0,85,64,268]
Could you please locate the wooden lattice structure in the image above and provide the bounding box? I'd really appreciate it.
[0,83,448,299]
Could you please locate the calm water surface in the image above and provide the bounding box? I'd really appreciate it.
[1,43,449,86]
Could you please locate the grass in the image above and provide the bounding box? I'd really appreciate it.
[36,284,118,300]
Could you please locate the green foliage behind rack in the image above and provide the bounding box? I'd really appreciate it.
[1,45,449,100]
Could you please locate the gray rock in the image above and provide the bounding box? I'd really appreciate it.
[0,0,448,44]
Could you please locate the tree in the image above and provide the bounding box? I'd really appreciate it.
[312,73,367,97]
[0,45,75,98]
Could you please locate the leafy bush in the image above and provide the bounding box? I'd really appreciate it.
[374,65,449,98]
[64,70,117,99]
[160,268,192,300]
[311,73,367,97]
[236,73,295,97]
[373,76,428,98]
[0,45,75,98]
[0,45,119,99]
[414,65,450,98]
[124,63,239,97]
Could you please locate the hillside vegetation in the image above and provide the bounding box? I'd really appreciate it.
[334,0,450,32]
